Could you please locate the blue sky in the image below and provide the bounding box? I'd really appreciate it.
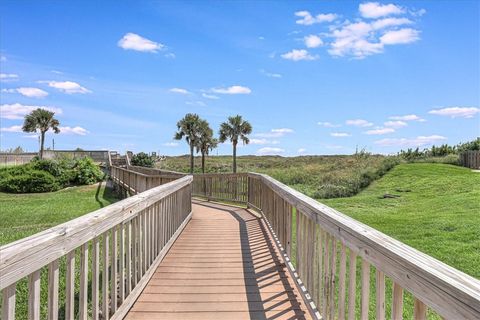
[1,1,479,156]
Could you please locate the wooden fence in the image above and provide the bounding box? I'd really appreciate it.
[192,173,248,203]
[110,166,182,195]
[0,175,192,320]
[459,150,480,169]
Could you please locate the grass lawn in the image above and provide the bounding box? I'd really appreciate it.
[323,163,480,279]
[0,182,119,245]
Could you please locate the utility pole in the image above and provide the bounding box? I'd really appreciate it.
[52,138,55,151]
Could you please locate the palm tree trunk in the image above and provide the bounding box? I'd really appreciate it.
[40,131,45,159]
[201,152,206,174]
[233,141,237,173]
[189,143,194,174]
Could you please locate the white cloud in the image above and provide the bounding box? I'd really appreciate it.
[428,107,480,118]
[304,35,323,48]
[186,101,207,107]
[163,142,179,147]
[202,93,220,99]
[40,80,91,94]
[250,138,279,145]
[295,11,337,25]
[346,119,373,127]
[380,28,420,45]
[0,73,19,82]
[0,103,62,119]
[389,114,425,122]
[260,69,282,78]
[59,126,89,135]
[375,135,447,147]
[384,120,407,128]
[2,87,48,98]
[297,148,307,154]
[118,33,164,53]
[359,2,404,19]
[164,53,176,59]
[211,85,251,95]
[328,21,384,58]
[364,127,395,135]
[281,49,318,61]
[0,125,22,133]
[371,17,412,30]
[318,121,341,128]
[331,132,351,137]
[169,88,190,94]
[255,128,294,138]
[257,147,285,155]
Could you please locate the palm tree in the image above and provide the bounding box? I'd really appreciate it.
[174,113,202,174]
[219,115,252,173]
[196,120,218,174]
[22,108,60,159]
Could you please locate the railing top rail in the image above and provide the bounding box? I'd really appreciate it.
[0,175,193,290]
[127,165,186,176]
[193,172,248,177]
[248,172,480,318]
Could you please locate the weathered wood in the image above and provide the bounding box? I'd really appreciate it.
[111,226,118,313]
[348,251,357,320]
[102,232,110,319]
[392,282,403,320]
[92,237,100,320]
[65,250,75,320]
[28,270,40,320]
[361,260,370,320]
[47,260,59,320]
[376,270,385,320]
[338,244,347,320]
[79,243,89,320]
[2,283,16,320]
[414,299,427,320]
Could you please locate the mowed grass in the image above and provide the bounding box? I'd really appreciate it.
[0,183,119,245]
[323,163,480,279]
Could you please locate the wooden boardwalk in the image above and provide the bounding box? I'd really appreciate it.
[125,199,313,320]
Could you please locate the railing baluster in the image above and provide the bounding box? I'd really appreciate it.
[47,260,59,320]
[414,298,427,320]
[65,250,75,320]
[79,243,89,320]
[28,270,41,320]
[338,244,347,320]
[392,282,403,320]
[111,226,118,313]
[329,238,337,320]
[126,221,132,296]
[323,233,330,317]
[348,250,357,320]
[92,237,100,320]
[361,259,370,320]
[119,223,125,304]
[376,270,385,320]
[102,232,109,319]
[2,283,16,320]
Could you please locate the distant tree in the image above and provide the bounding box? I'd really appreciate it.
[22,108,60,159]
[131,152,155,168]
[219,115,252,173]
[174,113,202,174]
[196,120,218,173]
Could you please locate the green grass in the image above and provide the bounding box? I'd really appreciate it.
[322,163,480,279]
[0,183,119,245]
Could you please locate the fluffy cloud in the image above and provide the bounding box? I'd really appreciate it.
[295,11,337,25]
[118,33,164,53]
[389,114,425,121]
[281,49,318,61]
[0,125,22,133]
[380,28,420,44]
[304,35,323,48]
[1,103,62,119]
[163,142,179,147]
[384,120,407,128]
[202,93,220,99]
[297,148,307,154]
[331,132,351,137]
[250,138,279,145]
[212,85,251,94]
[257,147,285,155]
[346,119,373,127]
[375,135,446,147]
[40,81,90,94]
[169,88,190,94]
[428,107,480,118]
[255,128,294,138]
[2,87,48,98]
[371,17,412,30]
[0,73,19,82]
[260,69,282,78]
[364,127,395,135]
[59,126,89,135]
[318,121,341,128]
[359,2,404,19]
[328,22,384,58]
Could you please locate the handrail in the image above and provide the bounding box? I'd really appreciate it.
[247,172,480,319]
[110,166,182,194]
[192,172,248,203]
[0,175,193,319]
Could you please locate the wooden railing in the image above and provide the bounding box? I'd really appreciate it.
[247,172,480,320]
[110,166,182,194]
[0,176,193,320]
[192,173,248,203]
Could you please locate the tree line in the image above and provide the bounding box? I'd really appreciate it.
[398,138,480,161]
[174,113,252,173]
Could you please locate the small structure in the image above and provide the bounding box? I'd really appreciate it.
[459,150,480,169]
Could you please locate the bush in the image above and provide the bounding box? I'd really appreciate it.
[0,169,59,193]
[31,159,63,177]
[131,152,155,168]
[73,157,104,185]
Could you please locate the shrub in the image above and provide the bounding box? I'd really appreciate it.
[31,159,63,177]
[0,169,59,193]
[73,157,104,185]
[131,152,155,168]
